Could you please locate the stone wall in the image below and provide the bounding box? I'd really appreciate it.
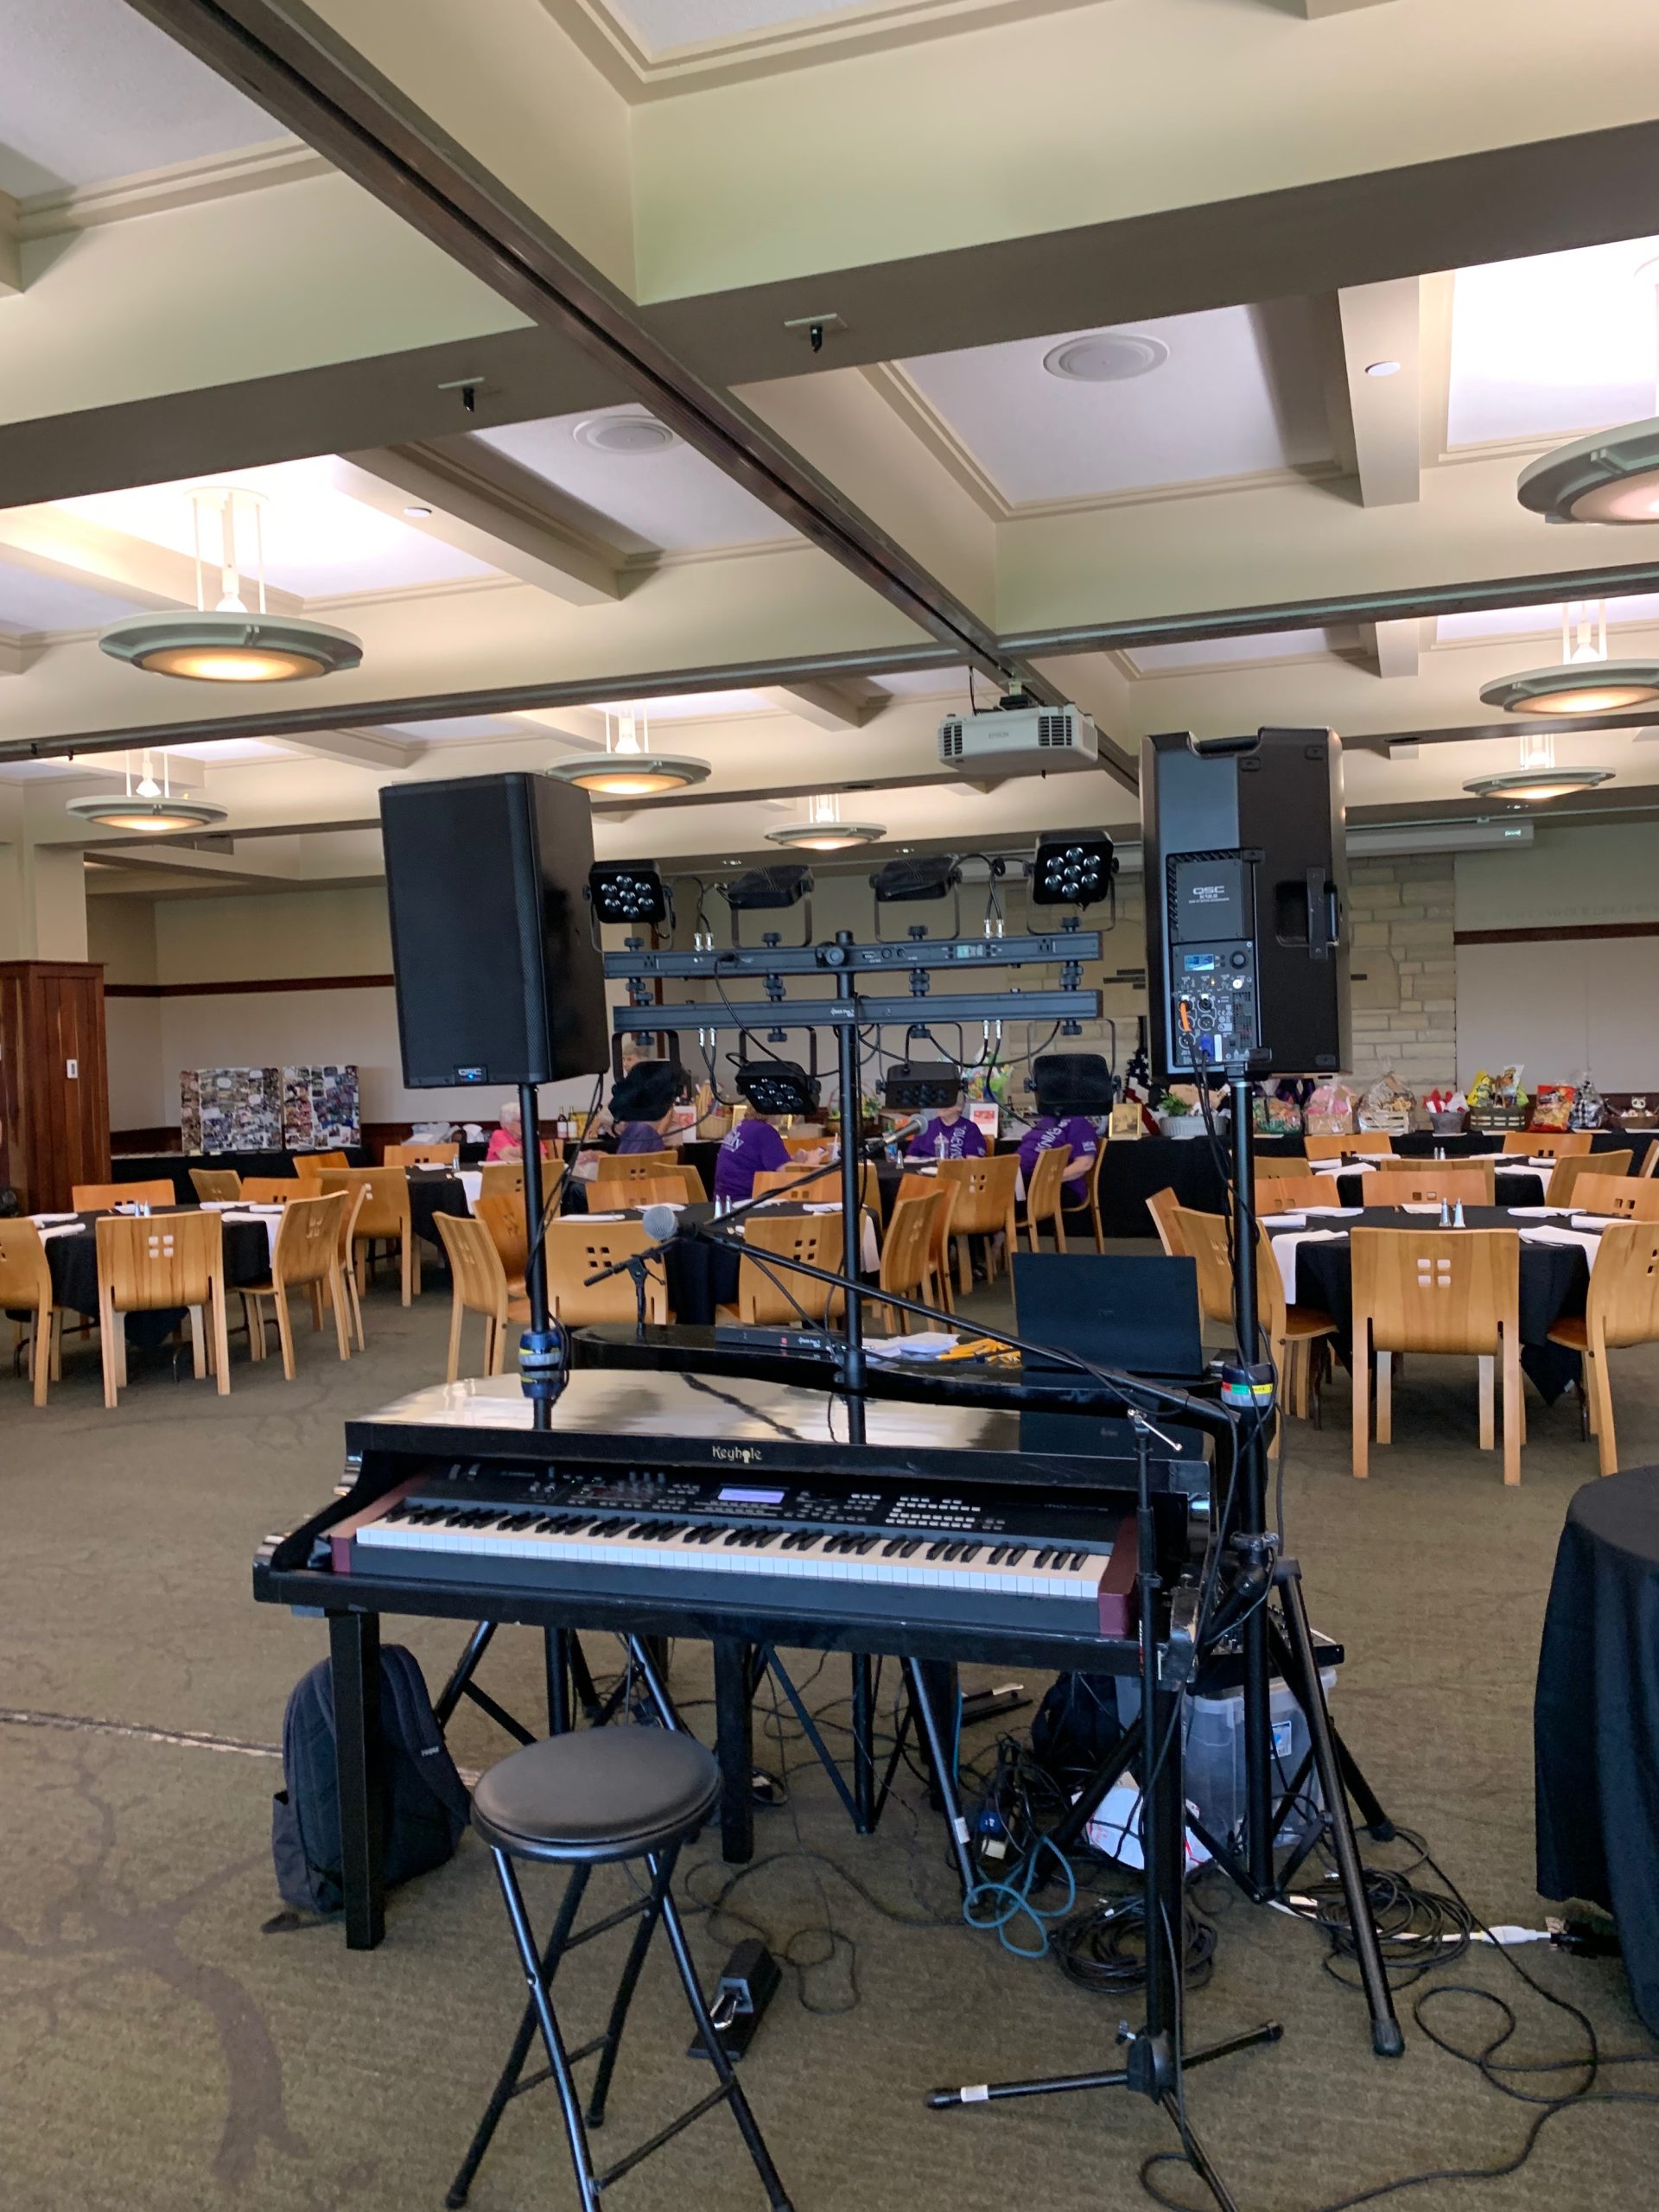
[1344,854,1458,1093]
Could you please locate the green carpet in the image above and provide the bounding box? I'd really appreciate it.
[1,1270,1655,2212]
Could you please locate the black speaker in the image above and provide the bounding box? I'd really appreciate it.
[381,772,608,1089]
[1141,728,1350,1080]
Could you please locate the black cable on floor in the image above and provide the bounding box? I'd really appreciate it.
[1052,1883,1218,1994]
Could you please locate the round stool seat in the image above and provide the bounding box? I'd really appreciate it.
[472,1727,720,1865]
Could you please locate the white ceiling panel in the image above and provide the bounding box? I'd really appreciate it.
[1130,627,1336,674]
[1436,595,1659,644]
[600,690,772,718]
[57,460,498,600]
[601,0,884,51]
[475,410,792,550]
[872,668,967,697]
[899,302,1333,504]
[389,716,540,743]
[0,569,150,637]
[1447,236,1659,448]
[0,0,283,199]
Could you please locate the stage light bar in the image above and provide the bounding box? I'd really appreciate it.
[734,1059,820,1116]
[1030,830,1116,908]
[588,862,670,927]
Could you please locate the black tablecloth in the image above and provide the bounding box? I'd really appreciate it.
[1535,1468,1659,2034]
[1331,1167,1549,1209]
[1290,1206,1590,1402]
[111,1149,368,1202]
[404,1173,473,1251]
[45,1207,274,1348]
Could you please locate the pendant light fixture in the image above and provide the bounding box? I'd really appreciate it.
[67,749,228,835]
[1478,598,1659,716]
[1463,730,1614,804]
[766,792,886,852]
[1517,252,1659,524]
[548,706,710,798]
[98,487,362,683]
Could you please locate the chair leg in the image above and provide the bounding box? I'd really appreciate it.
[308,1281,324,1333]
[1501,1326,1522,1486]
[1477,1355,1495,1451]
[1375,1350,1393,1444]
[242,1295,264,1362]
[274,1287,296,1382]
[446,1292,464,1385]
[1052,1206,1066,1254]
[99,1289,118,1408]
[49,1308,63,1386]
[213,1280,231,1396]
[956,1235,971,1299]
[1351,1317,1369,1478]
[1589,1332,1618,1478]
[1090,1196,1104,1255]
[400,1234,413,1306]
[584,1853,673,2127]
[328,1265,351,1361]
[30,1300,48,1407]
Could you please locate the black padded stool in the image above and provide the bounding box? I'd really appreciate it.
[448,1726,792,2212]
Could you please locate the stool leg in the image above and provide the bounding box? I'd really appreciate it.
[655,1858,794,2212]
[448,1857,592,2211]
[585,1850,674,2128]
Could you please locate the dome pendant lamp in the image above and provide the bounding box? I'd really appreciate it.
[548,706,710,798]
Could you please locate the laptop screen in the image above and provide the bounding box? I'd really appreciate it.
[1012,1251,1206,1381]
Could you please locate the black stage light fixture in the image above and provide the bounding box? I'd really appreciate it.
[1030,830,1115,908]
[881,1061,962,1110]
[870,854,961,903]
[722,862,811,912]
[1032,1052,1116,1114]
[734,1059,820,1116]
[588,861,670,927]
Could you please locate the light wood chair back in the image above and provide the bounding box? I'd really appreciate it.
[1018,1143,1072,1254]
[1255,1156,1307,1179]
[780,1132,827,1157]
[1548,1149,1632,1207]
[1505,1130,1592,1156]
[476,1192,530,1290]
[899,1172,959,1313]
[934,1152,1020,1294]
[1171,1206,1243,1330]
[1305,1132,1392,1161]
[1563,1221,1659,1475]
[95,1210,229,1407]
[0,1219,60,1407]
[543,1219,669,1326]
[594,1151,680,1185]
[190,1167,242,1203]
[878,1192,941,1326]
[1146,1185,1185,1256]
[435,1212,522,1379]
[752,1161,879,1210]
[1572,1175,1659,1221]
[617,1179,694,1211]
[1373,1162,1494,1206]
[1255,1174,1332,1214]
[671,1160,708,1201]
[293,1151,350,1180]
[73,1179,174,1211]
[385,1141,459,1166]
[320,1166,419,1303]
[1059,1140,1108,1254]
[1350,1227,1521,1483]
[242,1192,351,1378]
[479,1161,525,1200]
[732,1211,845,1325]
[1640,1139,1659,1180]
[240,1177,296,1205]
[1173,1203,1336,1457]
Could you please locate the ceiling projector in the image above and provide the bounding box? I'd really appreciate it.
[938,700,1100,778]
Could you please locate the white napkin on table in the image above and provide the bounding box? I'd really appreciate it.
[865,1332,959,1360]
[218,1209,283,1264]
[38,1223,86,1244]
[1570,1215,1614,1233]
[1270,1228,1345,1305]
[582,1211,627,1223]
[1518,1224,1605,1268]
[457,1171,482,1205]
[29,1212,79,1225]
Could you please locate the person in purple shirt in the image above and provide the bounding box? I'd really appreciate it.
[607,1058,683,1155]
[1017,1111,1101,1192]
[714,1112,828,1204]
[904,1098,986,1161]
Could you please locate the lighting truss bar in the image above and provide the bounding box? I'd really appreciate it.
[601,930,1102,981]
[614,991,1102,1033]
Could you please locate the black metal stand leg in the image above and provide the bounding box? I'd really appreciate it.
[546,1628,572,1735]
[901,1659,975,1896]
[568,1637,603,1725]
[1041,1716,1137,1859]
[1265,1611,1395,1840]
[715,1639,756,1864]
[434,1622,494,1730]
[492,1853,603,2212]
[656,1864,794,2210]
[447,1862,591,2209]
[627,1637,683,1730]
[851,1654,875,1834]
[328,1611,384,1951]
[585,1855,671,2127]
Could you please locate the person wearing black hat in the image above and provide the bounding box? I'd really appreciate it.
[608,1059,684,1154]
[1016,1058,1107,1195]
[902,1086,986,1162]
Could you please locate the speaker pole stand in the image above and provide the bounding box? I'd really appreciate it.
[518,1083,551,1336]
[831,935,868,1447]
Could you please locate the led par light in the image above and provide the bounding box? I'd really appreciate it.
[880,1062,962,1110]
[588,862,670,926]
[1031,830,1116,908]
[721,863,811,912]
[870,855,961,903]
[734,1059,820,1116]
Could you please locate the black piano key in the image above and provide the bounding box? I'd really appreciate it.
[1002,1548,1026,1567]
[899,1540,921,1558]
[986,1546,1007,1566]
[881,1538,904,1557]
[926,1541,948,1560]
[1070,1552,1088,1572]
[958,1546,982,1563]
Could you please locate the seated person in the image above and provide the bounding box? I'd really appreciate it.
[484,1099,553,1162]
[1016,1094,1102,1196]
[713,1110,827,1205]
[607,1060,683,1155]
[903,1090,986,1162]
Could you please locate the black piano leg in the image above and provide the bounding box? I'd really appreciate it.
[329,1610,385,1951]
[714,1638,755,1864]
[903,1659,975,1897]
[851,1655,875,1834]
[568,1637,603,1726]
[545,1629,572,1735]
[913,1660,958,1815]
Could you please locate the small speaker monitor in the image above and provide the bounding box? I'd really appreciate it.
[381,772,608,1089]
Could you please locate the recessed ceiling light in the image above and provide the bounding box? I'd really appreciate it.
[573,411,681,456]
[404,503,433,518]
[1042,333,1169,384]
[1364,360,1402,378]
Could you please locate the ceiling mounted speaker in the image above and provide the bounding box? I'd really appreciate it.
[1042,333,1169,383]
[572,411,680,455]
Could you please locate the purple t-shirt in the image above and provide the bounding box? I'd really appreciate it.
[905,1115,986,1161]
[1017,1115,1100,1188]
[615,1121,667,1154]
[713,1117,791,1202]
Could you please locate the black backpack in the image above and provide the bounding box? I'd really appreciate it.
[271,1644,470,1919]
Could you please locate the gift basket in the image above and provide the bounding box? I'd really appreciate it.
[1466,1066,1528,1133]
[1422,1087,1466,1135]
[1304,1080,1358,1137]
[1357,1070,1414,1137]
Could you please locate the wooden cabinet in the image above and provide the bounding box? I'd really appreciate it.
[0,961,109,1211]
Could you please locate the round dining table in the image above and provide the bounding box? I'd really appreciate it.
[39,1205,275,1350]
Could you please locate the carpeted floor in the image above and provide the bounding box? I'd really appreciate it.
[1,1266,1656,2212]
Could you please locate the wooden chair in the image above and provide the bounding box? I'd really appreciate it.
[613,1177,695,1211]
[385,1141,460,1166]
[239,1177,296,1206]
[1548,1221,1659,1477]
[320,1166,419,1304]
[1173,1206,1337,1452]
[1372,1162,1494,1206]
[1255,1173,1334,1214]
[1016,1143,1072,1253]
[476,1192,530,1295]
[1640,1139,1659,1180]
[321,1178,368,1351]
[670,1160,708,1202]
[780,1132,828,1157]
[1505,1130,1592,1156]
[543,1219,668,1327]
[240,1192,351,1378]
[1255,1156,1307,1180]
[1304,1132,1392,1161]
[1146,1185,1185,1257]
[753,1162,880,1213]
[899,1172,959,1314]
[876,1192,942,1330]
[189,1167,242,1203]
[1350,1228,1522,1484]
[721,1211,845,1325]
[1548,1150,1632,1207]
[73,1179,174,1211]
[594,1151,682,1187]
[94,1210,229,1408]
[292,1151,350,1181]
[1058,1141,1108,1253]
[0,1219,66,1407]
[1571,1176,1659,1221]
[934,1153,1020,1294]
[479,1161,526,1200]
[435,1212,526,1380]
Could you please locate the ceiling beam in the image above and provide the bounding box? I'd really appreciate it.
[757,679,887,730]
[276,727,421,771]
[1291,0,1396,17]
[330,443,628,605]
[1329,279,1422,506]
[0,638,35,678]
[1370,618,1423,678]
[0,505,302,614]
[0,190,19,296]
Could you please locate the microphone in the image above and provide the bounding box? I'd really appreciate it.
[639,1202,682,1245]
